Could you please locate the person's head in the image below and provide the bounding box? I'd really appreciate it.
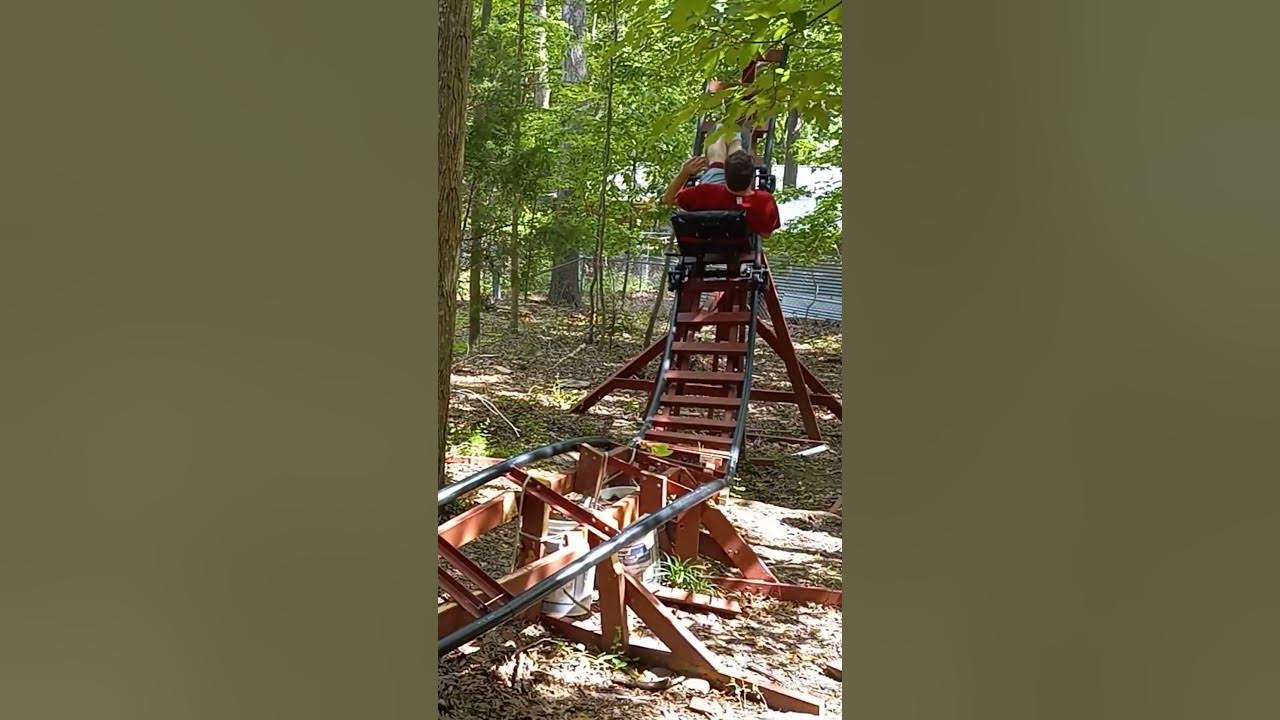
[724,149,755,194]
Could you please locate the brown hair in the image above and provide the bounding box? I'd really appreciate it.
[724,149,754,192]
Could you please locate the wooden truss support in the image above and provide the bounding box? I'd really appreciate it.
[543,575,825,716]
[568,254,838,440]
[438,442,839,715]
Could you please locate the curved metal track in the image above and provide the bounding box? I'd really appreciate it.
[437,237,766,656]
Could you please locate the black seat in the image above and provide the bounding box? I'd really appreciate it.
[671,210,752,240]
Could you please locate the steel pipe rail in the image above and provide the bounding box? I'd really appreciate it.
[628,271,684,446]
[437,436,616,509]
[439,239,766,657]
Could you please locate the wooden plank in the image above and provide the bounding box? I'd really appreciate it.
[653,588,743,617]
[439,492,518,548]
[659,393,741,408]
[617,379,843,410]
[676,310,751,325]
[671,341,748,354]
[663,370,744,384]
[644,430,734,449]
[682,278,747,293]
[650,415,738,431]
[709,577,843,607]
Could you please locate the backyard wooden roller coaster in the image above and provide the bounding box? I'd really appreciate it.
[438,47,842,716]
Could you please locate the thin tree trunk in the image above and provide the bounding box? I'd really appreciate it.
[588,0,617,343]
[467,191,487,349]
[490,255,501,303]
[438,0,471,484]
[508,202,520,330]
[479,0,492,32]
[509,0,527,332]
[644,253,671,346]
[562,0,587,83]
[782,109,800,189]
[532,0,550,108]
[609,250,632,345]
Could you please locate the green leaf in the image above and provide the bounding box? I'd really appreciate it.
[648,442,673,457]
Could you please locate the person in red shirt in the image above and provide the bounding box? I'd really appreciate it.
[661,129,781,238]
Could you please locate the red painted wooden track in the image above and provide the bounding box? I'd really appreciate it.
[570,253,840,445]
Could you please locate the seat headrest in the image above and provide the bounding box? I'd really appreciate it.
[670,210,752,240]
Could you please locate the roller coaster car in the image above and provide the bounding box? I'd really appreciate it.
[671,209,758,257]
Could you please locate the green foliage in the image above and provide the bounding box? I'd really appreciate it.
[456,430,491,457]
[458,0,843,303]
[589,649,634,670]
[657,553,721,596]
[769,183,841,264]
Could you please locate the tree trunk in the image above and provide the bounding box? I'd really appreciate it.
[438,0,471,484]
[532,0,550,108]
[508,0,526,333]
[608,251,632,345]
[508,202,520,331]
[588,0,617,343]
[479,0,492,32]
[520,236,532,304]
[782,109,800,189]
[548,249,581,307]
[643,253,671,346]
[467,194,486,349]
[562,0,587,83]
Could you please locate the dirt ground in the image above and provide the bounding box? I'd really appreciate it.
[441,294,843,719]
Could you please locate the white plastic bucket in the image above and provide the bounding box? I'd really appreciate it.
[596,486,659,586]
[540,515,595,617]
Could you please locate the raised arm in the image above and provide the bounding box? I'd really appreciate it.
[661,157,707,206]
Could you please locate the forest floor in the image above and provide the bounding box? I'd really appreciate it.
[440,293,844,720]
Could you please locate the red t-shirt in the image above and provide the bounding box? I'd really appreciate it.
[675,184,781,237]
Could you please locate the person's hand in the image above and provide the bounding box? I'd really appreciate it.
[681,157,707,176]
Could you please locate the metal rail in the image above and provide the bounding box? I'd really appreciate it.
[437,436,615,509]
[438,243,765,656]
[628,268,685,445]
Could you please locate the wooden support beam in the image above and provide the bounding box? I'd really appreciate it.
[437,535,588,637]
[758,268,821,439]
[594,551,629,652]
[652,587,742,617]
[700,505,778,581]
[673,504,703,560]
[754,320,842,419]
[567,337,665,413]
[439,538,514,604]
[437,568,487,618]
[622,575,720,676]
[439,492,518,548]
[515,484,550,569]
[544,620,823,715]
[709,577,843,607]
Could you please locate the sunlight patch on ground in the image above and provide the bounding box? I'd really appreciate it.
[451,373,506,387]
